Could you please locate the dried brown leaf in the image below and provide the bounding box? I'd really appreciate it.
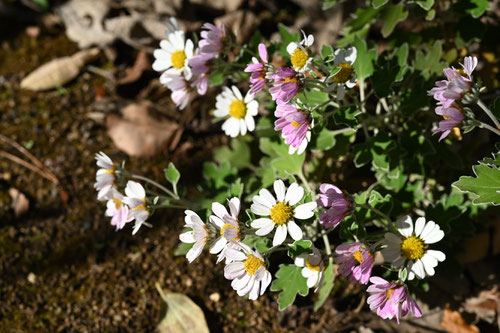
[440,309,480,333]
[106,102,178,157]
[118,51,151,85]
[20,48,99,91]
[464,287,500,324]
[215,10,259,44]
[190,0,243,12]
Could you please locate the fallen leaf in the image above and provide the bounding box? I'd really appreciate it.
[190,0,243,12]
[118,51,151,85]
[440,309,480,333]
[106,102,178,157]
[464,287,500,324]
[20,48,100,91]
[214,10,259,44]
[156,283,210,333]
[8,188,29,217]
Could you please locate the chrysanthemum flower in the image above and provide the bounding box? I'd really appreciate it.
[223,242,272,300]
[123,181,151,235]
[317,183,350,229]
[189,53,212,95]
[325,47,357,100]
[153,30,194,80]
[179,210,209,263]
[367,276,422,323]
[433,104,465,141]
[381,216,446,280]
[286,31,314,72]
[94,152,116,201]
[250,179,317,246]
[199,23,227,56]
[244,43,269,95]
[161,73,190,110]
[335,242,374,284]
[294,247,324,289]
[274,102,311,154]
[105,188,133,230]
[428,56,477,103]
[209,198,242,260]
[269,68,300,104]
[214,86,259,137]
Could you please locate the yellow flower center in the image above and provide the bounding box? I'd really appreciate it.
[451,127,462,140]
[112,197,122,210]
[353,250,364,264]
[171,50,187,69]
[131,198,147,211]
[306,256,321,272]
[386,288,396,299]
[284,76,299,84]
[291,121,301,128]
[455,68,466,77]
[244,254,265,275]
[104,168,115,174]
[229,99,247,119]
[400,236,425,260]
[220,223,240,241]
[291,48,309,69]
[333,62,353,83]
[270,201,294,225]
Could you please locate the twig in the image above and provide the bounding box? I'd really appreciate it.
[478,121,500,136]
[0,149,58,184]
[477,99,500,130]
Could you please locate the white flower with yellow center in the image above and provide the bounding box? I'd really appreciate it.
[94,152,116,201]
[179,210,209,263]
[153,30,194,82]
[224,242,272,300]
[325,47,357,100]
[209,197,242,262]
[286,31,314,72]
[382,216,446,280]
[214,86,259,138]
[123,181,151,235]
[250,179,317,246]
[294,247,324,290]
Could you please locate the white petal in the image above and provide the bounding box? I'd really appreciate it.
[274,179,286,202]
[287,220,303,240]
[426,249,446,262]
[285,183,304,205]
[228,197,240,217]
[411,259,426,279]
[179,232,195,243]
[209,215,225,229]
[294,202,317,219]
[209,237,227,254]
[397,215,413,237]
[212,202,229,219]
[272,224,288,246]
[250,203,271,216]
[259,188,277,207]
[414,217,426,237]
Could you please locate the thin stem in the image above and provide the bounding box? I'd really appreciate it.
[331,127,356,136]
[358,203,397,233]
[359,80,366,113]
[477,99,500,130]
[297,171,314,197]
[478,121,500,136]
[130,174,178,199]
[312,100,332,111]
[322,232,332,256]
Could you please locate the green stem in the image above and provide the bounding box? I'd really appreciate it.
[130,174,178,199]
[358,203,397,233]
[477,99,500,130]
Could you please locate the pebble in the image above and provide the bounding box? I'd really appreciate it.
[209,292,220,302]
[27,272,36,284]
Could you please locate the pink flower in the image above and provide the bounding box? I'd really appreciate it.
[335,242,374,284]
[162,74,190,109]
[367,277,422,323]
[189,53,212,95]
[433,104,464,141]
[244,43,269,95]
[428,56,477,103]
[269,68,300,104]
[274,102,309,149]
[317,183,350,229]
[105,189,133,230]
[199,23,227,56]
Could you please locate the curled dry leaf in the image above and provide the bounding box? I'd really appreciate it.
[464,287,500,325]
[156,283,210,333]
[440,309,480,333]
[20,48,100,91]
[190,0,243,12]
[106,102,178,157]
[8,188,29,217]
[118,51,151,85]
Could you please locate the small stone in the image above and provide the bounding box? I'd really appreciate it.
[27,272,36,284]
[209,292,220,302]
[185,278,192,287]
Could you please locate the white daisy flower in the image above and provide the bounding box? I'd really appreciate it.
[224,242,272,300]
[325,47,357,100]
[179,210,209,263]
[153,30,194,81]
[94,152,116,201]
[286,31,314,72]
[294,247,324,290]
[250,179,317,246]
[209,198,242,262]
[214,86,259,138]
[123,181,151,235]
[105,188,133,230]
[381,216,446,280]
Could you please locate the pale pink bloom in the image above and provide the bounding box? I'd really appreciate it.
[433,104,464,141]
[274,102,310,150]
[199,23,227,56]
[105,188,133,230]
[179,210,209,263]
[123,181,150,235]
[244,43,269,95]
[317,183,350,229]
[162,74,190,110]
[189,53,212,95]
[223,242,272,300]
[269,68,300,104]
[367,277,422,323]
[335,242,374,284]
[428,56,477,103]
[209,197,242,262]
[94,152,116,201]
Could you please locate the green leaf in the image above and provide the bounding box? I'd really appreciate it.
[321,45,334,60]
[242,235,272,253]
[453,164,500,205]
[31,0,50,9]
[314,258,335,311]
[413,41,445,79]
[371,53,401,98]
[164,162,180,188]
[368,190,393,216]
[480,144,500,167]
[271,264,310,311]
[312,127,336,151]
[299,89,329,105]
[321,0,346,9]
[174,242,194,256]
[213,138,251,170]
[208,72,224,86]
[278,23,300,57]
[202,161,237,190]
[288,240,312,259]
[372,0,388,9]
[333,106,361,128]
[352,37,376,81]
[412,0,434,10]
[353,132,396,170]
[393,43,409,81]
[380,5,409,38]
[260,138,305,177]
[464,0,490,18]
[229,178,244,198]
